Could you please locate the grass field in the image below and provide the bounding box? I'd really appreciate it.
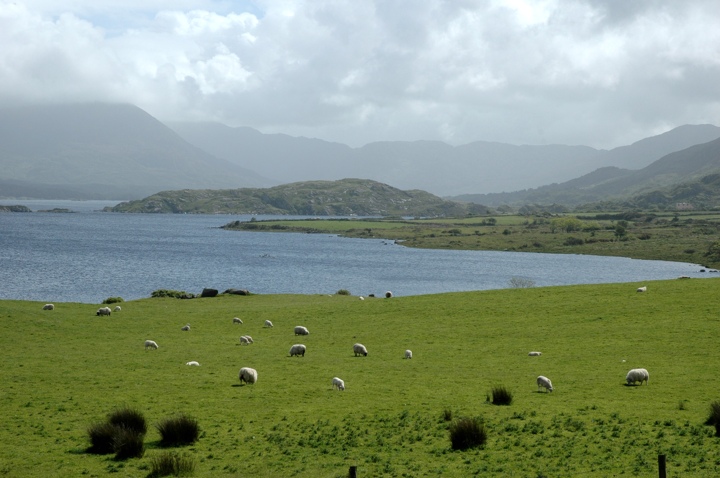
[2,279,720,477]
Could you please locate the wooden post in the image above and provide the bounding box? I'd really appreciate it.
[658,454,666,478]
[349,465,357,478]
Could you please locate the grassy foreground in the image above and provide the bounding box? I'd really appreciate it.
[1,279,720,477]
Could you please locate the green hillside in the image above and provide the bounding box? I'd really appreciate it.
[2,279,720,477]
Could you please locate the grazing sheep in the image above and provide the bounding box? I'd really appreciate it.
[239,335,254,345]
[186,361,200,366]
[114,306,122,312]
[359,296,364,300]
[96,307,111,316]
[243,335,254,343]
[637,286,647,292]
[144,340,159,351]
[42,304,54,310]
[385,291,393,298]
[405,349,413,359]
[233,317,243,324]
[332,377,345,391]
[528,351,542,356]
[353,343,368,357]
[294,325,310,336]
[264,320,273,328]
[181,324,190,331]
[238,367,258,385]
[626,368,649,385]
[537,375,554,392]
[289,344,307,357]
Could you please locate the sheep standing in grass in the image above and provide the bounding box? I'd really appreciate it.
[626,368,649,385]
[264,320,273,328]
[405,350,413,359]
[96,307,111,316]
[239,336,254,345]
[332,377,345,391]
[385,291,393,298]
[114,306,122,312]
[144,340,159,351]
[181,324,190,331]
[294,326,309,336]
[528,351,542,356]
[289,344,307,357]
[353,343,368,357]
[239,367,258,385]
[637,286,647,292]
[186,361,200,366]
[233,317,243,324]
[42,304,54,310]
[537,375,553,392]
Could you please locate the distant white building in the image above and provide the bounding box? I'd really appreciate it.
[676,202,694,210]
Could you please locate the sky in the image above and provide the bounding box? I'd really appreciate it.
[1,0,719,149]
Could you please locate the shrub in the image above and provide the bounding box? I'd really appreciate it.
[151,289,195,299]
[112,426,145,460]
[102,297,124,304]
[108,406,147,436]
[149,451,196,477]
[490,385,513,406]
[449,417,487,450]
[87,421,118,455]
[336,289,351,296]
[442,409,453,422]
[705,400,720,436]
[156,415,200,447]
[563,237,584,246]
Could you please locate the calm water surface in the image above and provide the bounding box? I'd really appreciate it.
[0,200,710,303]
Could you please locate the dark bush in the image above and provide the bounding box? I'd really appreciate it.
[442,409,453,422]
[87,421,118,455]
[156,415,200,447]
[112,426,145,460]
[108,406,147,436]
[336,289,351,296]
[449,417,487,450]
[102,297,124,304]
[151,289,195,299]
[149,451,196,477]
[563,237,584,246]
[705,400,720,436]
[490,385,513,406]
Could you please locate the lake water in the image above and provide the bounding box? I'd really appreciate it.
[0,200,711,304]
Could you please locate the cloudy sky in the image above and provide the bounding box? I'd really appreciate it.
[2,0,719,148]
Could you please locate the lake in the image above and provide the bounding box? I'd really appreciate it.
[0,200,711,304]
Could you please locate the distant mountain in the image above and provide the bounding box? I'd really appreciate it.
[0,103,274,199]
[169,122,720,197]
[108,178,490,216]
[453,136,720,207]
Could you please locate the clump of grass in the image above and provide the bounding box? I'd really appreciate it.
[336,289,351,296]
[489,385,513,406]
[449,417,487,451]
[87,421,118,455]
[705,400,720,436]
[108,406,147,435]
[442,409,453,422]
[149,451,196,477]
[156,415,200,447]
[102,297,124,304]
[112,426,145,460]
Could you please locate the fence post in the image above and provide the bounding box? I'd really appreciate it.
[658,454,666,478]
[349,465,357,478]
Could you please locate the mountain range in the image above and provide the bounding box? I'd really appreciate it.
[1,102,719,205]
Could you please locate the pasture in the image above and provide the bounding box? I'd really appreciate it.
[1,278,720,477]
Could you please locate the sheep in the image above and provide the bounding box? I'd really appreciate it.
[264,319,273,328]
[528,351,542,356]
[239,335,254,345]
[637,286,647,292]
[114,306,122,312]
[233,317,243,324]
[626,368,649,385]
[144,340,159,351]
[238,367,258,385]
[289,344,307,357]
[385,291,393,298]
[181,324,191,331]
[353,343,368,357]
[96,307,111,316]
[332,377,345,391]
[359,296,364,300]
[537,375,553,392]
[294,325,309,336]
[404,349,413,359]
[186,361,200,366]
[243,335,254,343]
[42,304,54,310]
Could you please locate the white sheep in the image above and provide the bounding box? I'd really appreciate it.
[264,319,273,328]
[186,361,200,366]
[289,344,307,357]
[626,368,649,385]
[385,291,393,298]
[294,325,310,336]
[404,349,413,359]
[239,367,258,385]
[239,335,254,345]
[181,324,190,331]
[637,286,647,292]
[359,296,364,300]
[114,306,122,312]
[96,307,111,316]
[42,304,55,310]
[233,317,243,324]
[528,351,542,356]
[537,375,553,392]
[353,343,368,357]
[332,377,345,391]
[144,340,159,351]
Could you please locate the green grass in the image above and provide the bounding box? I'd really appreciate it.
[2,279,720,476]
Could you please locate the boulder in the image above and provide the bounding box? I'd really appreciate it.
[201,288,219,297]
[224,288,250,296]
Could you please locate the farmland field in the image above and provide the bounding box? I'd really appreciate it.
[1,278,720,477]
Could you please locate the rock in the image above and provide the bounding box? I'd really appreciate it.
[223,288,250,296]
[200,288,218,297]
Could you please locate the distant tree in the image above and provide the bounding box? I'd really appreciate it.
[614,225,627,240]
